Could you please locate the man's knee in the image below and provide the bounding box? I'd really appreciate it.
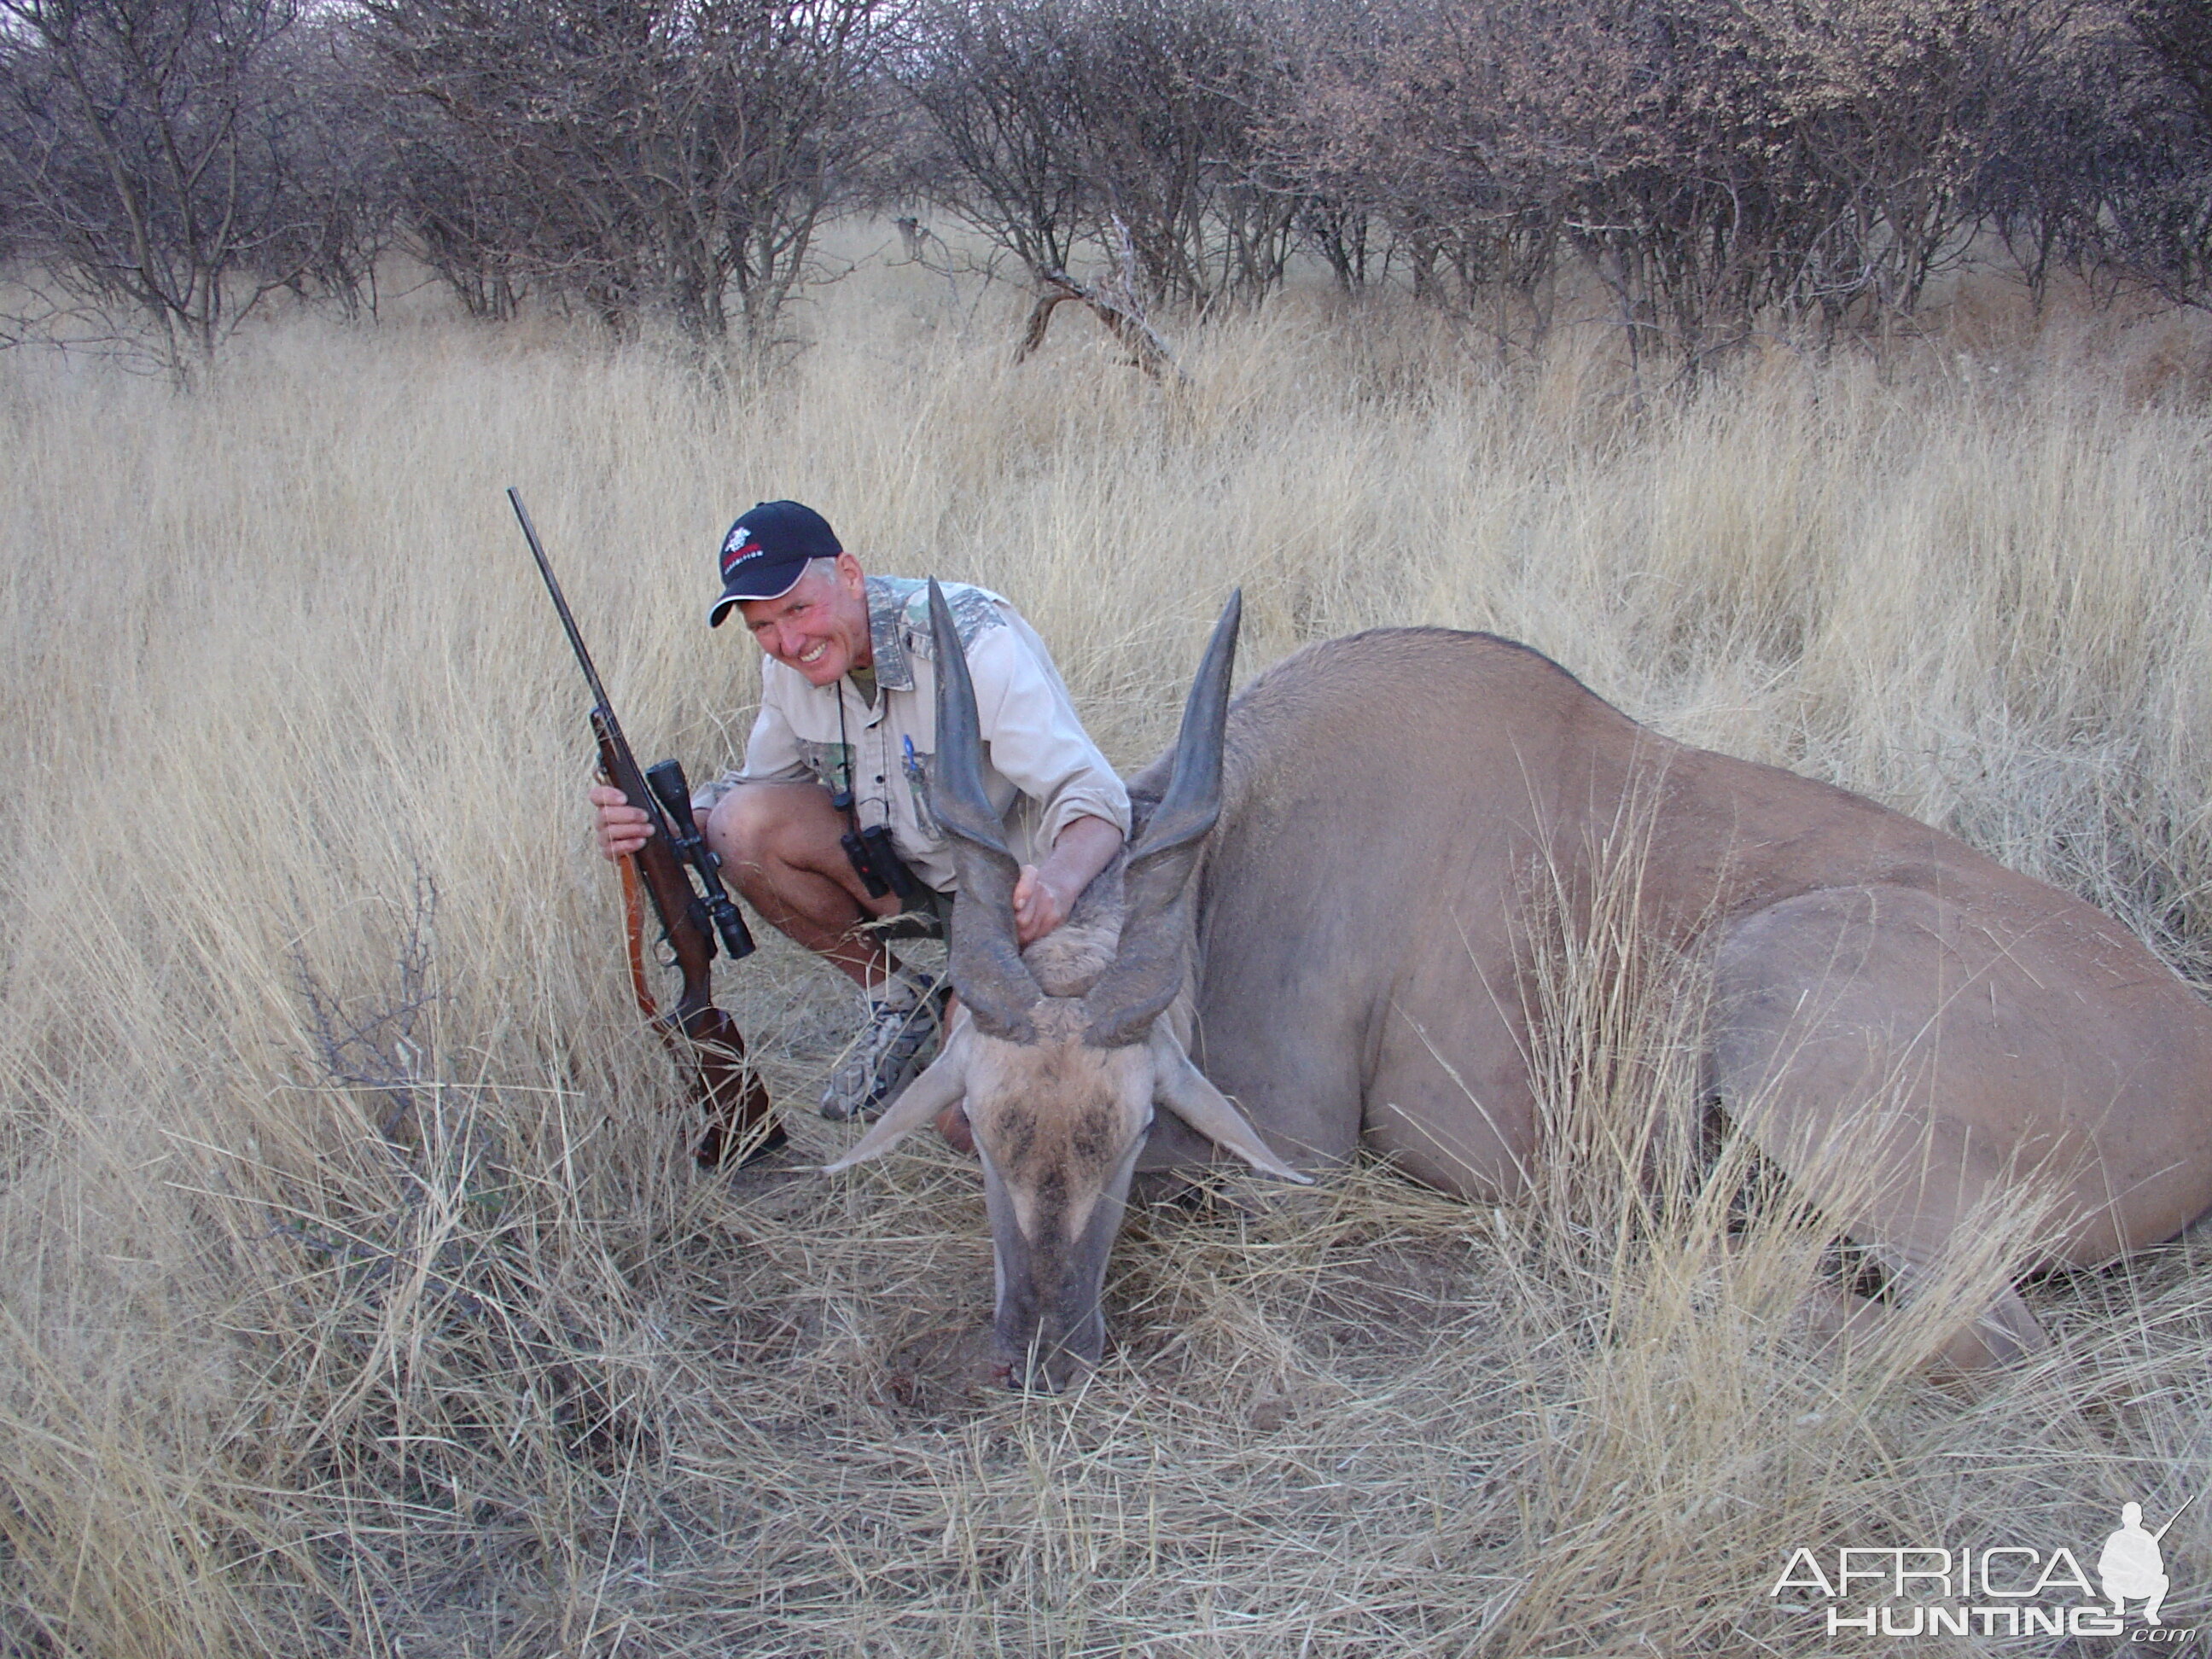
[709,783,840,879]
[707,784,777,865]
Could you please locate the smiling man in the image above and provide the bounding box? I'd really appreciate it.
[591,500,1128,1126]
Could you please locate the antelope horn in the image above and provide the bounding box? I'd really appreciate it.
[924,578,1044,1040]
[1082,590,1240,1048]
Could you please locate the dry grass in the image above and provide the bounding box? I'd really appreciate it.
[5,242,2212,1654]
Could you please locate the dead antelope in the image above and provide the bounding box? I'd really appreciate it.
[831,589,2212,1389]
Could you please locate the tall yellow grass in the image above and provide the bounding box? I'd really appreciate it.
[3,247,2212,1655]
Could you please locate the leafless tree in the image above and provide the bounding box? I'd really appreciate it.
[1959,1,2212,311]
[1073,0,1300,311]
[903,0,1305,368]
[271,16,402,321]
[900,0,1091,282]
[0,0,335,372]
[4,0,2196,369]
[2105,0,2212,304]
[358,0,894,344]
[1271,0,2075,365]
[1266,0,1567,334]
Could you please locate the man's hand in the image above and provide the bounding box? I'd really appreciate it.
[1012,864,1077,945]
[590,782,655,861]
[1010,815,1126,945]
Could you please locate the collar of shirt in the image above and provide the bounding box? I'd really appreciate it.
[862,575,1004,694]
[864,576,928,691]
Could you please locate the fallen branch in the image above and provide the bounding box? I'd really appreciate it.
[1016,218,1184,381]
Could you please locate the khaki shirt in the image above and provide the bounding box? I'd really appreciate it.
[696,578,1129,894]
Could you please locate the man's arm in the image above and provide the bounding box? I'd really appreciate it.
[963,616,1132,852]
[1012,813,1125,944]
[953,614,1131,943]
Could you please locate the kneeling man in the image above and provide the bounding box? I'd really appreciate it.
[591,500,1127,1126]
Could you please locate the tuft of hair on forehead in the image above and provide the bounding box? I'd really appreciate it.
[1022,855,1126,999]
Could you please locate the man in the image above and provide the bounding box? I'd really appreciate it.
[592,500,1128,1126]
[2098,1502,2171,1625]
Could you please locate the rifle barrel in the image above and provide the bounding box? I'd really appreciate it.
[509,488,621,734]
[2152,1489,2198,1542]
[509,488,667,828]
[511,487,755,965]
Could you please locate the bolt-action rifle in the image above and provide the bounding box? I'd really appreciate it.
[509,487,783,1166]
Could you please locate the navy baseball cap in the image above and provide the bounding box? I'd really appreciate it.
[707,500,843,626]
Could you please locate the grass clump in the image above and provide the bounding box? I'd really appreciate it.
[3,252,2211,1653]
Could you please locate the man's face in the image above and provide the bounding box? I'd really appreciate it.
[736,552,871,687]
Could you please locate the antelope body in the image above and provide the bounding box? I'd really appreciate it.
[830,594,2212,1389]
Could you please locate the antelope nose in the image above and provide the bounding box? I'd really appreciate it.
[1000,1342,1092,1394]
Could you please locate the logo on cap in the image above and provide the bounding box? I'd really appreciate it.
[720,533,765,579]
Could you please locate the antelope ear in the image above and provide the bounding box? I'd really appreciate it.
[1148,1026,1312,1184]
[819,1025,973,1174]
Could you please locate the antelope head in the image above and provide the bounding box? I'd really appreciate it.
[823,582,1307,1391]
